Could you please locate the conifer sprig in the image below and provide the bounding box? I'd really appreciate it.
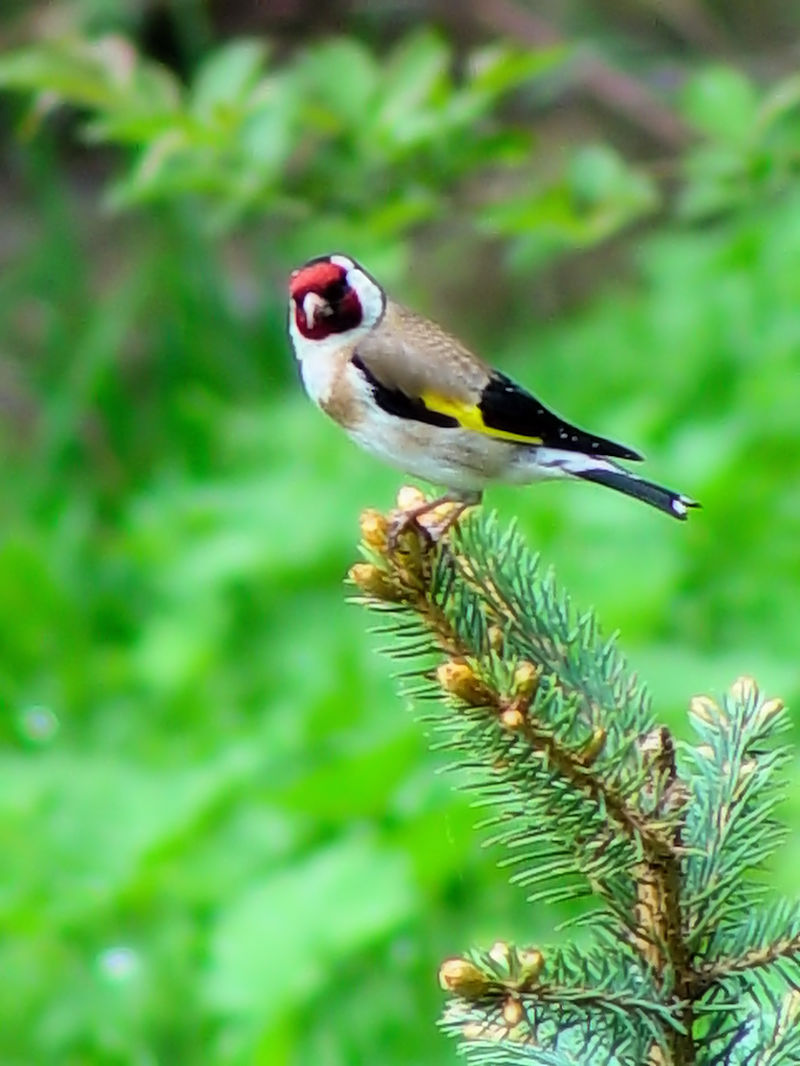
[682,679,791,944]
[348,489,800,1066]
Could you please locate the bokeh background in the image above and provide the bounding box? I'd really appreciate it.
[2,2,800,1064]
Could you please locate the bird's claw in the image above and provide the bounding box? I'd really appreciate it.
[386,511,434,555]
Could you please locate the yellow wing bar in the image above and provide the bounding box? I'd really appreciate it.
[420,391,543,445]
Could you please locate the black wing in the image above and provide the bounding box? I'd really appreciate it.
[479,373,643,461]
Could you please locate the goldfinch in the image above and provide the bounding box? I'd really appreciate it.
[288,253,698,532]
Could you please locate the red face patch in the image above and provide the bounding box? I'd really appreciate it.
[289,260,346,300]
[289,257,362,341]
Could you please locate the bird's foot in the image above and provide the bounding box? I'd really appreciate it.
[387,487,481,555]
[386,510,433,555]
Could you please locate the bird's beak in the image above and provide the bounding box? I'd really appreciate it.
[302,291,327,327]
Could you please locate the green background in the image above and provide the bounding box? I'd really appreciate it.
[1,3,799,1063]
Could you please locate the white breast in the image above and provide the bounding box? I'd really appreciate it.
[288,315,346,407]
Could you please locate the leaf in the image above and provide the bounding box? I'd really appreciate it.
[759,72,800,132]
[681,66,759,145]
[238,82,298,174]
[0,41,125,108]
[567,144,656,212]
[190,39,269,117]
[0,37,180,116]
[375,29,450,133]
[483,145,657,247]
[298,37,378,127]
[467,42,568,98]
[677,144,749,220]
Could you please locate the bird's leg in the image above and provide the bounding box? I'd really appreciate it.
[425,491,482,541]
[387,490,482,552]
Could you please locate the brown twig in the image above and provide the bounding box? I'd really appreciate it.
[635,0,733,54]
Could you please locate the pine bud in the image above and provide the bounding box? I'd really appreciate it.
[438,957,489,998]
[487,625,504,654]
[359,509,389,552]
[396,485,426,511]
[756,696,784,728]
[488,940,512,971]
[647,1044,668,1066]
[579,727,606,766]
[437,660,491,706]
[500,707,525,731]
[348,563,401,602]
[780,989,800,1029]
[731,675,758,706]
[516,948,544,986]
[688,695,720,725]
[513,661,539,699]
[502,996,524,1027]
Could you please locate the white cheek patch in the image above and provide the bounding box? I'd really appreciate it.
[334,264,385,329]
[349,270,384,326]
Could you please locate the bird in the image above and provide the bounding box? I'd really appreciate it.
[287,252,698,538]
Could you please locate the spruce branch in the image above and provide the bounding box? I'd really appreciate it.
[348,489,800,1066]
[681,680,791,940]
[438,938,679,1065]
[701,986,800,1066]
[694,901,800,993]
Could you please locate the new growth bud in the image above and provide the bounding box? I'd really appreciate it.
[487,625,504,654]
[348,563,402,602]
[731,675,758,706]
[513,661,539,700]
[502,996,524,1027]
[396,485,426,511]
[500,707,525,732]
[438,957,489,998]
[756,696,785,729]
[359,509,389,552]
[780,989,800,1031]
[437,660,492,706]
[488,940,513,972]
[516,947,544,987]
[688,695,720,725]
[578,726,606,766]
[689,694,731,732]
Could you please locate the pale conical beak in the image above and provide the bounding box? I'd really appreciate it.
[302,291,327,327]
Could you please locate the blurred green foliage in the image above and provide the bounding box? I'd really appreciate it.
[679,65,800,218]
[0,30,561,248]
[1,7,800,1066]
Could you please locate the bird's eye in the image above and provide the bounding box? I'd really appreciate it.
[324,279,348,302]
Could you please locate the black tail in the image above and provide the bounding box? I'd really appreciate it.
[573,465,699,520]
